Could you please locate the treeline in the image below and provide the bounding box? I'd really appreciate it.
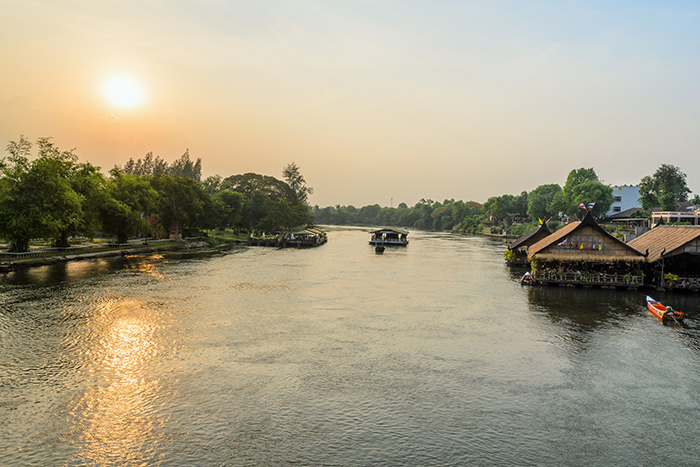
[0,136,313,252]
[314,165,699,236]
[313,199,486,233]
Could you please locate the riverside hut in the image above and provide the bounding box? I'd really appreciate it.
[628,225,700,290]
[528,210,646,287]
[505,222,551,266]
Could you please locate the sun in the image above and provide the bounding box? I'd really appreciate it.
[102,75,146,108]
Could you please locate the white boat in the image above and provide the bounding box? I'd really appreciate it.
[368,228,409,246]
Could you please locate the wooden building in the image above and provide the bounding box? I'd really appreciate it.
[505,223,551,266]
[528,211,646,287]
[628,225,700,290]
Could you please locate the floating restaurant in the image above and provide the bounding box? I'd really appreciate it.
[525,210,646,288]
[509,210,700,291]
[628,225,700,290]
[504,222,551,266]
[368,228,409,246]
[248,226,327,247]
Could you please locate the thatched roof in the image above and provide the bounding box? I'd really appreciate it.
[507,223,551,250]
[369,227,409,235]
[627,225,700,262]
[528,210,645,262]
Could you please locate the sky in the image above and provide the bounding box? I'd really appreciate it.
[2,1,700,207]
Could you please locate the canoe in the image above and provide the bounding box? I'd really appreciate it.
[646,296,684,322]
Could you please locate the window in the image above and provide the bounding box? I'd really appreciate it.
[613,206,621,212]
[614,196,622,202]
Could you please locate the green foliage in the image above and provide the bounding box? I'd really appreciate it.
[312,198,485,233]
[664,272,679,286]
[527,184,562,222]
[121,151,169,176]
[282,162,313,205]
[168,149,202,182]
[221,172,296,203]
[639,164,691,210]
[563,168,598,204]
[0,136,88,251]
[100,171,156,243]
[570,180,614,218]
[0,137,316,247]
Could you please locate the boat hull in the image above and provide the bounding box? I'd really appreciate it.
[646,296,684,322]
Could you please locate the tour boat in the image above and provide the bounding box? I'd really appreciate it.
[369,228,409,246]
[646,296,684,323]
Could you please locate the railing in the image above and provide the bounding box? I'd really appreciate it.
[0,239,169,261]
[664,276,700,289]
[534,271,643,286]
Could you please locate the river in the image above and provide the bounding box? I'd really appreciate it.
[1,226,699,466]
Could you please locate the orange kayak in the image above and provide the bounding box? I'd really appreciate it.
[647,296,684,322]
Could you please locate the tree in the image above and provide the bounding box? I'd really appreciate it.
[562,168,600,216]
[569,180,614,219]
[527,184,562,222]
[99,170,156,243]
[282,162,313,205]
[151,173,213,236]
[122,151,168,176]
[221,173,296,203]
[169,149,202,182]
[215,189,244,229]
[202,175,222,194]
[639,164,691,210]
[0,136,83,251]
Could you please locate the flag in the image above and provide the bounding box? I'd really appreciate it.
[580,242,584,250]
[538,218,543,225]
[557,238,568,246]
[587,202,596,209]
[578,203,586,209]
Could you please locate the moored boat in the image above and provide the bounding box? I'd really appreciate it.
[521,271,536,286]
[646,296,684,322]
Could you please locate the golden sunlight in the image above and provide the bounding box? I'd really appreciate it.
[102,75,146,108]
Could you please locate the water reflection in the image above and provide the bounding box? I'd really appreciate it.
[123,254,166,279]
[3,230,700,466]
[1,259,113,287]
[67,298,166,466]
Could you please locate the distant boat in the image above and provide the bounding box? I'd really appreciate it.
[646,296,684,323]
[521,271,536,286]
[369,228,409,246]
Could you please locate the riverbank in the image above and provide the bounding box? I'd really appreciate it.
[0,236,245,271]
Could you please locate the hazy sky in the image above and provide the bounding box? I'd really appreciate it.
[2,1,700,207]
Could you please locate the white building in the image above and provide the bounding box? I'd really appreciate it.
[606,185,641,216]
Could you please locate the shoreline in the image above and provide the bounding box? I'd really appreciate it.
[0,238,245,271]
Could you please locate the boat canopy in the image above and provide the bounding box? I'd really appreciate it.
[369,228,409,236]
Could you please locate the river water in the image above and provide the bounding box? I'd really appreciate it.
[1,226,700,466]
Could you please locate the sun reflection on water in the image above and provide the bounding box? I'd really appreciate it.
[124,255,166,279]
[69,299,168,466]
